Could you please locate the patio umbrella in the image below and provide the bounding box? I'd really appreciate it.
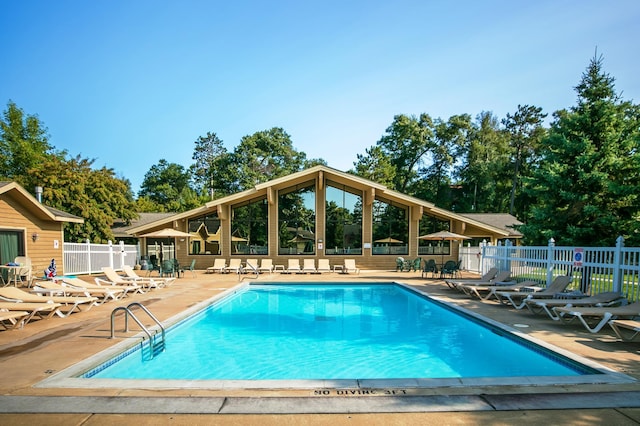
[374,237,404,244]
[418,230,470,265]
[139,228,192,260]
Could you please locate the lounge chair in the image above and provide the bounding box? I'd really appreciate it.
[244,259,259,274]
[316,259,332,273]
[60,277,128,301]
[0,309,29,330]
[258,259,274,274]
[102,267,158,290]
[123,265,175,287]
[457,270,513,290]
[553,301,640,333]
[0,301,62,324]
[495,275,573,309]
[444,267,499,289]
[525,291,627,320]
[0,287,98,317]
[608,319,640,342]
[286,259,301,274]
[225,258,243,274]
[342,259,360,274]
[206,259,227,274]
[94,276,145,294]
[462,280,542,301]
[302,259,317,273]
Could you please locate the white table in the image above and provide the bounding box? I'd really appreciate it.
[0,265,23,287]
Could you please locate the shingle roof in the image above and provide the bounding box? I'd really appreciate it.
[459,213,523,237]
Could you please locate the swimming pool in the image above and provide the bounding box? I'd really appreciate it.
[39,282,632,389]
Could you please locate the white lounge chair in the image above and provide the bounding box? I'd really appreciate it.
[302,259,317,273]
[225,259,243,274]
[526,291,627,320]
[444,267,499,290]
[316,259,331,273]
[609,319,640,341]
[123,265,174,287]
[286,259,301,274]
[0,309,29,330]
[342,259,360,274]
[0,287,93,318]
[495,275,573,310]
[258,259,273,274]
[245,259,259,274]
[60,277,129,301]
[102,267,158,291]
[206,259,227,274]
[553,301,640,333]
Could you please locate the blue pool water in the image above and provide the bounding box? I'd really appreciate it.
[87,284,597,380]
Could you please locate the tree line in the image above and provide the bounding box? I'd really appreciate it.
[1,55,638,246]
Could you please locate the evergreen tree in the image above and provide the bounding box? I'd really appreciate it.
[521,55,640,245]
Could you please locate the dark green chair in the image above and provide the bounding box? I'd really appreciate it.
[422,259,438,278]
[410,258,422,272]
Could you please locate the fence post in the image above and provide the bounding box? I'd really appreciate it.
[85,239,91,274]
[118,240,126,269]
[108,240,114,269]
[546,238,555,285]
[612,236,624,293]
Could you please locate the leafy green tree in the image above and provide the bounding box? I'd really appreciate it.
[228,127,309,189]
[352,145,396,186]
[521,55,640,246]
[27,154,138,243]
[190,131,231,198]
[139,159,199,212]
[455,111,512,213]
[502,104,547,216]
[0,101,53,183]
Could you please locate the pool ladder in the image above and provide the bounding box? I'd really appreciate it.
[110,302,166,360]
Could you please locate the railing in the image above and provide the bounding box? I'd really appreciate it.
[111,302,166,360]
[482,236,640,302]
[63,240,139,275]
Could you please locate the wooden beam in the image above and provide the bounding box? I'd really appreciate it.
[318,171,324,190]
[217,204,227,220]
[267,187,274,205]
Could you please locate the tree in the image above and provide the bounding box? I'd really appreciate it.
[190,131,230,198]
[352,145,396,186]
[228,127,309,189]
[27,154,138,243]
[138,160,199,212]
[521,55,640,246]
[455,111,512,213]
[0,101,52,183]
[502,104,547,216]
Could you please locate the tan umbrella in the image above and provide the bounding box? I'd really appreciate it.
[418,230,470,265]
[374,237,404,244]
[139,228,192,261]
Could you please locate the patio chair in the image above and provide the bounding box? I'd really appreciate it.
[257,259,274,274]
[444,267,499,289]
[495,275,573,310]
[60,277,129,301]
[302,259,317,273]
[461,279,539,301]
[342,259,360,274]
[225,258,243,274]
[0,309,29,330]
[553,301,640,333]
[123,265,174,287]
[13,256,32,285]
[608,319,640,342]
[422,259,438,278]
[185,259,197,277]
[244,259,259,274]
[456,271,513,294]
[0,287,98,317]
[316,259,332,273]
[94,276,145,294]
[286,259,301,274]
[410,258,422,272]
[103,266,160,290]
[0,301,62,324]
[440,260,459,279]
[206,258,227,274]
[525,291,627,320]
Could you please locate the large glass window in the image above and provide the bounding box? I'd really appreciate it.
[418,216,451,256]
[325,183,362,255]
[278,182,316,255]
[372,199,408,255]
[231,197,268,255]
[187,213,221,255]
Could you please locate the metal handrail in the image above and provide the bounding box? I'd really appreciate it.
[110,302,166,357]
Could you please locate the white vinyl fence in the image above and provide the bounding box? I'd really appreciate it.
[482,236,640,302]
[63,241,139,275]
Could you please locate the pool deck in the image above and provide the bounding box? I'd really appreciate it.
[1,269,639,425]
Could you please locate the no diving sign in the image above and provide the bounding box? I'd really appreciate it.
[573,248,584,268]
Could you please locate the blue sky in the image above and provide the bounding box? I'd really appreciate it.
[1,1,639,194]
